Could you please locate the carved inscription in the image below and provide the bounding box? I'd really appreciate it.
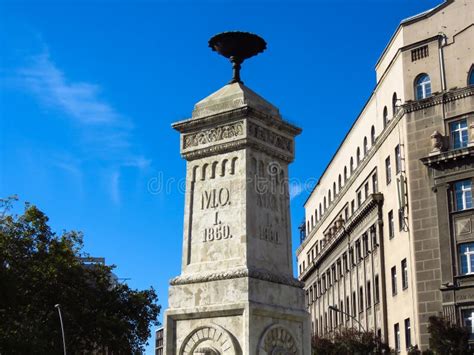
[259,225,279,244]
[200,188,233,242]
[183,122,244,149]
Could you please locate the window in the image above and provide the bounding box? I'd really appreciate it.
[328,190,332,204]
[351,200,355,214]
[462,309,474,339]
[346,296,350,320]
[350,157,354,174]
[374,275,380,304]
[388,210,394,239]
[333,182,337,198]
[367,281,372,308]
[394,323,400,352]
[359,286,364,311]
[356,240,361,261]
[402,258,408,290]
[357,191,362,207]
[372,172,378,193]
[468,65,474,86]
[415,74,431,100]
[338,174,342,190]
[454,180,472,211]
[357,147,361,165]
[383,106,389,128]
[459,243,474,275]
[395,145,402,174]
[363,137,368,156]
[411,45,429,61]
[385,156,392,184]
[371,226,377,248]
[324,197,327,210]
[450,119,469,149]
[344,166,348,183]
[311,216,314,228]
[392,92,398,116]
[343,253,348,272]
[352,292,357,316]
[405,318,411,349]
[363,234,369,256]
[391,266,397,295]
[364,182,369,199]
[344,207,349,221]
[399,209,404,231]
[371,125,376,145]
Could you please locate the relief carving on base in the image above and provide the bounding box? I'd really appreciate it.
[257,324,298,355]
[180,325,241,355]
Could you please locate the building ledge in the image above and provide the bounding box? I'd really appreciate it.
[404,86,474,113]
[298,193,383,282]
[421,145,474,167]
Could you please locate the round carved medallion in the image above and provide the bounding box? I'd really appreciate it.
[258,325,298,355]
[180,325,240,355]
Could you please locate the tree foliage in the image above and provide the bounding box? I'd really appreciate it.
[312,327,391,354]
[0,198,160,354]
[427,316,471,355]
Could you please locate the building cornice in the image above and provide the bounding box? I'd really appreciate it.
[404,86,474,113]
[421,145,474,167]
[298,193,383,282]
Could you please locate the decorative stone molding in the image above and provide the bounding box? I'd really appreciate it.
[180,325,240,355]
[170,267,303,288]
[248,121,293,153]
[404,86,474,113]
[257,324,298,355]
[183,121,244,149]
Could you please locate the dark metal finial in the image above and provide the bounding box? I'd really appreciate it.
[209,31,267,85]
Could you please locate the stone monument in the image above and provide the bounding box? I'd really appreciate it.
[164,32,311,355]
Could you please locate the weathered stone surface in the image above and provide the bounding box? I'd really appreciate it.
[164,83,311,354]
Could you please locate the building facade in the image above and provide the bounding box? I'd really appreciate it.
[156,327,164,355]
[296,0,474,352]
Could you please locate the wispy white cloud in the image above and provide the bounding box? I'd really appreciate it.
[16,48,151,204]
[19,52,119,125]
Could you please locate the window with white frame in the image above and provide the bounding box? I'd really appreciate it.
[454,180,472,211]
[450,119,469,149]
[394,323,400,352]
[415,73,431,100]
[459,243,474,275]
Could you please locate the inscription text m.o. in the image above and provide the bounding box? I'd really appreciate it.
[201,188,231,210]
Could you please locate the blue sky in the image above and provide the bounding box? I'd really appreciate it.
[0,0,442,352]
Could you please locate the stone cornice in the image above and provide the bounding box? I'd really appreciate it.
[172,106,301,137]
[404,86,474,113]
[298,193,383,282]
[421,145,474,167]
[170,267,304,288]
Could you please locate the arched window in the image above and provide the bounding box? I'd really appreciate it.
[315,210,318,222]
[333,182,337,197]
[371,125,376,145]
[383,106,388,128]
[392,92,398,116]
[311,215,314,228]
[350,157,354,174]
[363,137,368,156]
[415,73,431,100]
[338,174,342,190]
[324,197,327,210]
[356,147,361,165]
[328,190,332,204]
[319,204,322,217]
[344,166,348,182]
[469,65,474,86]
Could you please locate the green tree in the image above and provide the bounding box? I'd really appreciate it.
[312,327,391,354]
[427,316,472,355]
[0,198,160,354]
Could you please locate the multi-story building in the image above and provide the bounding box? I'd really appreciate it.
[155,327,163,355]
[296,0,473,352]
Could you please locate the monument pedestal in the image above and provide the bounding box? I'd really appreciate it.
[165,44,310,354]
